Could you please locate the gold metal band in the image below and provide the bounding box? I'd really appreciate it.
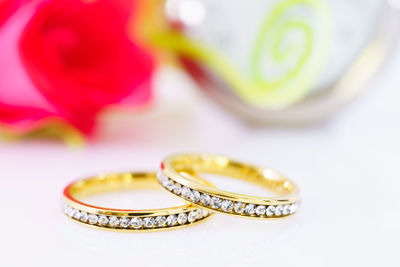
[159,154,300,219]
[62,172,213,232]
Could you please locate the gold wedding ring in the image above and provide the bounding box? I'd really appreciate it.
[62,172,213,231]
[159,153,300,219]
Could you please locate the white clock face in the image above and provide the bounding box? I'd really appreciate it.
[166,0,383,94]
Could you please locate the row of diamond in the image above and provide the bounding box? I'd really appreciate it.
[63,204,210,230]
[157,171,298,218]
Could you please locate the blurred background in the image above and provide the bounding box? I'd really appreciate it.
[0,0,399,266]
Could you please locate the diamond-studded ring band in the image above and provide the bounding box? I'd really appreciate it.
[159,154,300,219]
[63,172,213,231]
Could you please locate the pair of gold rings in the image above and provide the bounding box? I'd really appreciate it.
[62,153,300,232]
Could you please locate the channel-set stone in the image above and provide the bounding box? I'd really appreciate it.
[221,200,233,212]
[98,215,109,226]
[143,217,155,228]
[80,212,88,222]
[210,197,222,209]
[155,216,167,227]
[255,205,266,216]
[181,187,192,199]
[266,206,275,216]
[88,214,98,224]
[108,216,119,227]
[130,217,143,229]
[200,194,211,205]
[245,204,256,215]
[119,217,130,228]
[177,213,188,224]
[188,211,197,222]
[166,215,177,226]
[275,205,283,216]
[190,191,201,203]
[234,202,245,213]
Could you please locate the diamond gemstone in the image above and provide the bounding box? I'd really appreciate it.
[196,209,203,219]
[173,183,182,194]
[255,205,266,216]
[200,194,211,205]
[202,209,209,217]
[143,217,155,228]
[289,203,297,214]
[166,215,177,226]
[155,216,167,227]
[163,180,175,191]
[88,214,98,224]
[245,204,256,215]
[119,217,130,228]
[130,217,143,229]
[221,200,233,212]
[190,191,201,203]
[210,197,222,209]
[108,216,119,227]
[234,202,245,213]
[266,206,275,216]
[282,205,290,215]
[177,213,188,225]
[98,215,109,226]
[275,205,283,216]
[66,206,74,217]
[73,209,81,220]
[181,187,191,199]
[80,212,88,222]
[188,211,197,222]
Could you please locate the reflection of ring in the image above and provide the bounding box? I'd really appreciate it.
[62,172,213,232]
[159,154,300,219]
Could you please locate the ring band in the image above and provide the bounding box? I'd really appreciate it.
[62,172,213,231]
[158,154,300,219]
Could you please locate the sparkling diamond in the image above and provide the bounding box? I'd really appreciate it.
[282,205,290,215]
[196,209,203,219]
[163,180,175,191]
[289,203,297,214]
[188,211,197,222]
[266,206,275,216]
[119,217,130,228]
[173,183,182,194]
[202,209,209,217]
[234,202,245,213]
[143,217,155,228]
[221,200,233,212]
[130,217,143,229]
[275,205,283,216]
[65,206,74,217]
[108,216,119,227]
[177,213,188,224]
[80,212,88,222]
[245,204,256,215]
[155,216,167,227]
[88,214,98,224]
[166,215,177,226]
[190,191,201,203]
[255,205,266,216]
[200,194,211,205]
[181,187,191,199]
[73,209,81,220]
[210,197,222,209]
[98,215,109,226]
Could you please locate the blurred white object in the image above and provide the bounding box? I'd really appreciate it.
[166,0,400,123]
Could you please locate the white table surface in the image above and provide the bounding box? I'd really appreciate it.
[1,43,399,266]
